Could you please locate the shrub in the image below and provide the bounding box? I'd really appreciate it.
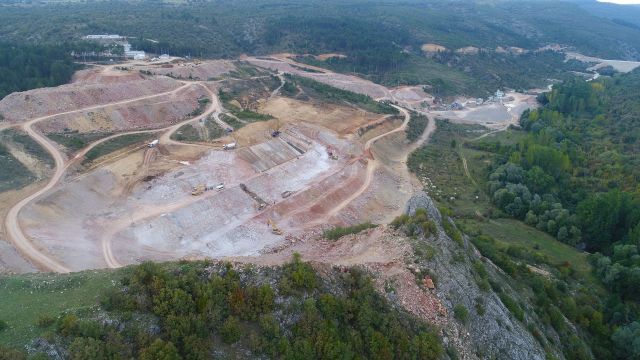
[499,293,524,322]
[36,314,56,328]
[221,316,242,344]
[453,304,469,324]
[280,253,318,294]
[140,339,181,360]
[323,222,376,240]
[475,297,486,316]
[443,220,463,246]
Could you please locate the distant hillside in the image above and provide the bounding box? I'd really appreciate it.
[1,0,639,96]
[569,0,640,29]
[1,0,640,60]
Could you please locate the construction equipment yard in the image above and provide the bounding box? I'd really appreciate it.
[0,56,536,273]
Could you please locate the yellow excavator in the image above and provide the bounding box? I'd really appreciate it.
[268,218,283,235]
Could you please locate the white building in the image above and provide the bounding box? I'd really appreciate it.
[84,34,123,40]
[123,43,146,59]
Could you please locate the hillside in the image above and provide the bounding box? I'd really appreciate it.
[407,67,640,359]
[0,257,443,359]
[1,0,640,97]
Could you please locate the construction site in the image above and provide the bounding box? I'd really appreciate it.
[0,55,535,274]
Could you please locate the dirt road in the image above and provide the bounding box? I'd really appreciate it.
[307,106,436,226]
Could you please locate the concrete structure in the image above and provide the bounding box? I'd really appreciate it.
[84,34,123,40]
[123,43,146,60]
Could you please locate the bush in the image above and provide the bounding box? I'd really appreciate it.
[36,314,56,328]
[280,253,318,294]
[406,112,429,142]
[499,293,524,322]
[443,220,463,246]
[0,319,7,332]
[390,209,437,238]
[221,316,242,344]
[453,304,469,324]
[475,297,486,316]
[323,222,376,240]
[140,339,181,360]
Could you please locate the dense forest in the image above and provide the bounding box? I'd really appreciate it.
[0,43,84,99]
[0,0,639,96]
[468,69,640,358]
[0,257,443,359]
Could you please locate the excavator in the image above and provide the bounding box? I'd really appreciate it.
[268,218,283,235]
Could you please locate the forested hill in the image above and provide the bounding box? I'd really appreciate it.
[0,44,81,100]
[2,0,640,97]
[468,68,640,358]
[569,0,640,29]
[1,0,640,61]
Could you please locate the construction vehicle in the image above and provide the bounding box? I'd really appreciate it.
[147,139,159,148]
[192,183,223,196]
[270,119,282,137]
[223,142,236,150]
[268,218,283,235]
[191,184,206,196]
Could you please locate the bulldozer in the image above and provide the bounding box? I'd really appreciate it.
[268,218,283,235]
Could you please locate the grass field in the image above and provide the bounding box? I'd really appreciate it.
[459,218,592,278]
[220,113,245,129]
[47,132,113,153]
[0,269,123,349]
[0,129,54,192]
[0,142,35,192]
[3,129,53,167]
[83,133,157,163]
[171,119,226,143]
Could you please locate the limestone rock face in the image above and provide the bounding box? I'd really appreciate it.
[405,192,548,360]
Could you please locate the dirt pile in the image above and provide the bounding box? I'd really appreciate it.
[246,57,391,100]
[136,60,236,80]
[72,67,145,84]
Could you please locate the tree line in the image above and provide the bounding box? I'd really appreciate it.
[471,71,640,358]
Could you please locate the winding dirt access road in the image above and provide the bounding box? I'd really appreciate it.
[302,106,436,227]
[3,80,222,273]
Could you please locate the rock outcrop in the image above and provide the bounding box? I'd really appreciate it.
[406,192,548,360]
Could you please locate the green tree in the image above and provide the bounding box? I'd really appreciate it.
[140,339,181,360]
[221,316,241,344]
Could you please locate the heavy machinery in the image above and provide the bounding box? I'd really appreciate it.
[268,218,283,235]
[191,184,206,196]
[191,183,223,196]
[270,119,282,137]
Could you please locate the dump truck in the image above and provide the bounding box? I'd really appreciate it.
[148,139,159,148]
[223,142,236,150]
